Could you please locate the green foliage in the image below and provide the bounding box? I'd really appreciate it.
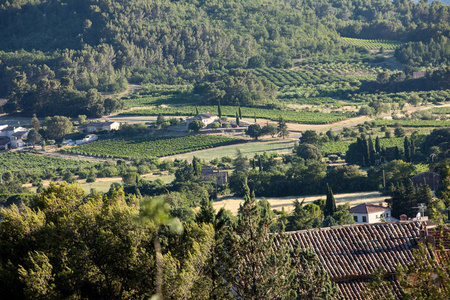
[226,188,293,299]
[72,135,241,159]
[188,120,205,132]
[44,116,73,140]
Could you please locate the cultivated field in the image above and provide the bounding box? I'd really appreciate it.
[163,139,296,162]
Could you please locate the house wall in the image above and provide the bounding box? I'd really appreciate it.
[353,209,391,224]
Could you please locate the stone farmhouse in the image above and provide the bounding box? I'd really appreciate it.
[200,166,228,185]
[349,203,395,224]
[78,121,120,133]
[282,220,448,299]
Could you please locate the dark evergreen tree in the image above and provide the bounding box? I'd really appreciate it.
[368,135,375,165]
[324,184,337,218]
[192,156,202,177]
[195,106,199,115]
[404,136,411,162]
[235,112,240,126]
[375,136,381,154]
[238,105,242,119]
[217,101,222,118]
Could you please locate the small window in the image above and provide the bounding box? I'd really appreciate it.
[362,216,367,223]
[354,216,358,222]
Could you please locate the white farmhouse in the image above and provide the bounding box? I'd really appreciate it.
[186,113,218,128]
[348,203,396,224]
[78,121,120,133]
[0,125,29,149]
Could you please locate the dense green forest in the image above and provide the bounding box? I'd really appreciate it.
[0,0,449,116]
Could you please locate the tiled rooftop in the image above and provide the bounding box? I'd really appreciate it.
[282,221,438,299]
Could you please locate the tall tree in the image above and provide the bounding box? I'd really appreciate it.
[217,100,222,118]
[29,114,40,131]
[238,105,242,119]
[404,136,412,162]
[235,112,240,126]
[375,136,381,153]
[226,187,294,299]
[368,135,375,165]
[277,117,289,139]
[27,128,42,148]
[138,197,183,300]
[324,184,337,218]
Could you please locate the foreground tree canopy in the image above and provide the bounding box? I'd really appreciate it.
[0,183,340,299]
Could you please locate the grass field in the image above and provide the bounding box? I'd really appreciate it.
[163,139,296,162]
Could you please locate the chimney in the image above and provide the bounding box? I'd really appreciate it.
[400,214,407,221]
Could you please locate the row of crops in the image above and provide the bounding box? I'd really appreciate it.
[0,152,93,176]
[251,68,345,87]
[68,135,243,159]
[120,105,356,124]
[350,89,450,104]
[371,119,450,127]
[322,137,407,154]
[342,37,404,50]
[298,61,389,75]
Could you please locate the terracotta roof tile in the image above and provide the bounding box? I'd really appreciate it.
[285,222,426,280]
[349,203,389,214]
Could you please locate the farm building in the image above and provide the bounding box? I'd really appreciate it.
[200,166,228,185]
[283,220,446,299]
[412,172,442,191]
[186,113,219,128]
[348,203,395,224]
[78,121,120,133]
[0,125,28,149]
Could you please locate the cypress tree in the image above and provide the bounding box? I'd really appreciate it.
[395,146,401,160]
[411,139,416,158]
[368,135,375,165]
[404,136,411,162]
[405,179,417,217]
[195,106,199,115]
[238,105,242,119]
[218,101,222,118]
[375,136,381,153]
[235,112,240,126]
[324,184,337,217]
[192,156,201,176]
